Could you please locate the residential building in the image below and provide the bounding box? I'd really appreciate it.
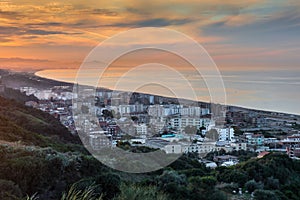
[217,127,234,141]
[214,155,238,164]
[89,130,112,150]
[134,124,147,135]
[199,159,217,169]
[170,117,211,132]
[164,144,182,154]
[230,142,247,151]
[148,105,164,117]
[247,134,265,145]
[282,134,300,144]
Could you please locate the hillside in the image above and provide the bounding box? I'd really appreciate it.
[0,96,81,151]
[0,74,299,199]
[0,69,72,90]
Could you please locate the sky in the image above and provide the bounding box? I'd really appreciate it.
[0,0,300,72]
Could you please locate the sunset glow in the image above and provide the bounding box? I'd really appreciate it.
[0,0,300,71]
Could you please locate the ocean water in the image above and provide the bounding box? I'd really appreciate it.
[35,68,300,115]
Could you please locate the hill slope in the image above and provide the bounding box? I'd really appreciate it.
[0,96,80,151]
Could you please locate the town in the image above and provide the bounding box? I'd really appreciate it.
[15,83,300,168]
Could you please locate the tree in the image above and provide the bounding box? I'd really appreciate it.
[131,116,139,122]
[254,190,279,200]
[265,177,279,190]
[95,173,121,200]
[157,170,187,188]
[201,176,217,188]
[0,179,22,200]
[184,126,197,135]
[205,129,219,141]
[102,110,113,119]
[233,126,243,136]
[217,170,248,187]
[156,170,188,200]
[198,126,206,136]
[245,180,263,193]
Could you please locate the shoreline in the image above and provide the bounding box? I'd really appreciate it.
[32,69,300,117]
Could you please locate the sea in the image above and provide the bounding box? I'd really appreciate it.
[35,68,300,115]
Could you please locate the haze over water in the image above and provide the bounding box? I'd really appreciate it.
[36,68,300,115]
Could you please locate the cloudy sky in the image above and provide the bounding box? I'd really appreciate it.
[0,0,300,71]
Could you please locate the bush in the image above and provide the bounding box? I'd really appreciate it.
[0,179,22,200]
[265,177,279,190]
[95,173,121,200]
[61,184,103,200]
[114,184,169,200]
[254,189,279,200]
[245,179,263,193]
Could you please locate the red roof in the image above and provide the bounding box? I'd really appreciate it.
[257,151,270,158]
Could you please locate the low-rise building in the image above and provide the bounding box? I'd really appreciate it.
[249,134,265,145]
[164,144,182,154]
[230,142,247,151]
[170,117,211,132]
[199,159,217,169]
[244,133,265,146]
[89,130,112,150]
[214,155,238,164]
[282,134,300,144]
[182,142,221,154]
[134,124,147,135]
[282,134,300,159]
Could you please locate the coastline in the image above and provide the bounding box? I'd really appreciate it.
[33,69,300,117]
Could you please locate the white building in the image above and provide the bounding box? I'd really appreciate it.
[164,144,182,154]
[134,124,147,135]
[149,95,154,104]
[201,108,210,115]
[148,104,210,118]
[230,142,247,151]
[282,134,300,143]
[165,105,182,116]
[180,106,202,116]
[182,142,220,154]
[89,131,111,150]
[217,127,234,141]
[200,160,218,169]
[34,90,54,100]
[170,117,211,132]
[20,86,36,95]
[118,104,145,116]
[148,105,165,117]
[60,92,73,100]
[118,105,131,115]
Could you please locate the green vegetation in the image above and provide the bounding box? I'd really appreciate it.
[205,149,257,162]
[184,125,197,135]
[0,87,38,104]
[117,141,158,153]
[0,96,81,152]
[2,142,300,199]
[205,129,219,141]
[115,184,168,200]
[61,184,103,200]
[1,96,300,199]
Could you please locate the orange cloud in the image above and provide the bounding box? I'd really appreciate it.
[0,0,299,71]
